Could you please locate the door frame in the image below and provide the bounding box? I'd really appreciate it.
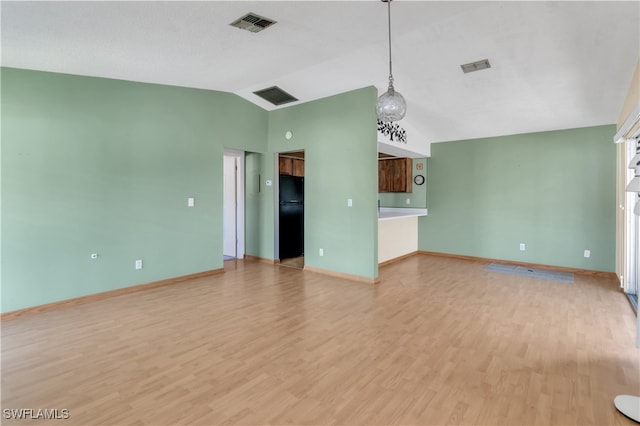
[223,149,245,259]
[274,153,280,260]
[615,110,640,295]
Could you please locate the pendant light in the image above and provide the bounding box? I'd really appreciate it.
[376,0,406,122]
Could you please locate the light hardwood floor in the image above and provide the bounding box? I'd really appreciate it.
[1,255,638,425]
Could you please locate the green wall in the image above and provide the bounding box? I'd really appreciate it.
[378,157,428,208]
[1,67,267,313]
[1,68,379,313]
[419,125,616,272]
[4,65,613,313]
[244,151,265,259]
[243,87,379,279]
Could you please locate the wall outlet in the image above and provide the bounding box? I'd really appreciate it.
[135,259,143,270]
[519,243,526,251]
[90,253,98,260]
[584,249,591,258]
[187,197,195,207]
[406,198,411,205]
[319,248,324,257]
[347,198,352,207]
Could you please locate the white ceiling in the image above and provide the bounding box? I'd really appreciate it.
[2,1,639,144]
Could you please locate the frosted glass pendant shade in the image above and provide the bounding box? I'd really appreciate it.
[377,86,406,122]
[626,176,640,192]
[377,0,406,123]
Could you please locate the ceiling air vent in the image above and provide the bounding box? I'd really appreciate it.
[461,59,491,74]
[253,86,298,106]
[230,13,276,33]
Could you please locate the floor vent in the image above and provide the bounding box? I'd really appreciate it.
[461,59,491,74]
[484,263,574,283]
[253,86,298,106]
[230,13,276,33]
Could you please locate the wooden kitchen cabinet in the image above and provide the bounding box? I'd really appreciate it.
[279,157,293,175]
[378,157,412,193]
[279,157,304,177]
[292,159,304,177]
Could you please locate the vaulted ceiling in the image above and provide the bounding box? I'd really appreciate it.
[2,1,638,144]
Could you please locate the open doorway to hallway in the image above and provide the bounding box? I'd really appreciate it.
[278,151,304,269]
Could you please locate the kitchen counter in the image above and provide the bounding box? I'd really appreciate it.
[378,207,428,221]
[378,208,427,264]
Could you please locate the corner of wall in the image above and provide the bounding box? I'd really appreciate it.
[617,59,640,131]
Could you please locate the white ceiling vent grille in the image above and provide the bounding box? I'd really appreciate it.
[461,59,491,74]
[230,13,276,33]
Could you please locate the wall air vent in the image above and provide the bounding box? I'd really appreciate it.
[230,13,276,33]
[253,86,298,106]
[461,59,491,74]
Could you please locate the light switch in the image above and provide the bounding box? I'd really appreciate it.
[187,197,195,207]
[266,180,273,186]
[347,198,353,207]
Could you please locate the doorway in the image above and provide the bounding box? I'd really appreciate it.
[278,151,305,268]
[223,149,244,260]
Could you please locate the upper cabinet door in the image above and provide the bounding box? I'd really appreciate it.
[292,159,305,177]
[279,157,304,177]
[379,157,412,193]
[279,157,293,175]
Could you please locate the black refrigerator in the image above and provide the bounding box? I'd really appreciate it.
[279,174,304,260]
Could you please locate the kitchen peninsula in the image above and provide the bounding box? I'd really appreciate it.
[378,208,428,264]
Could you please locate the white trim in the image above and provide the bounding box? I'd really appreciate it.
[378,207,428,221]
[274,153,280,260]
[614,102,640,143]
[622,130,639,297]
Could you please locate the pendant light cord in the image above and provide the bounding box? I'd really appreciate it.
[387,0,394,85]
